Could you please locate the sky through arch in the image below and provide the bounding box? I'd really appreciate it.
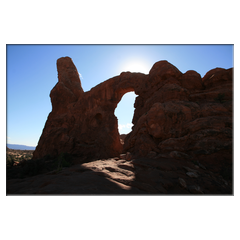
[114,91,137,135]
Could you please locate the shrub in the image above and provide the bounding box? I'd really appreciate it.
[7,152,73,179]
[55,152,73,171]
[6,155,15,167]
[20,158,47,177]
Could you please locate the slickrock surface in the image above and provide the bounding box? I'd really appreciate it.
[7,155,232,194]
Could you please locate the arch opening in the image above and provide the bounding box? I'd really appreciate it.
[114,91,138,139]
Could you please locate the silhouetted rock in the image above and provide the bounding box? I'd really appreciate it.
[124,65,233,174]
[32,57,232,184]
[33,57,147,160]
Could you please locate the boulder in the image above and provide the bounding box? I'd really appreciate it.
[202,68,232,89]
[179,70,203,92]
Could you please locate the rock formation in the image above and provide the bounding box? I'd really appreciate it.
[33,57,233,175]
[124,63,232,174]
[33,57,147,160]
[8,57,232,195]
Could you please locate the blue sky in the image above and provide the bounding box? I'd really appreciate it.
[6,44,233,146]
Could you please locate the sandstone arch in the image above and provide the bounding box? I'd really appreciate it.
[114,91,137,134]
[33,57,232,169]
[33,57,147,160]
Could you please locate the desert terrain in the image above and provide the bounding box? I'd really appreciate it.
[7,57,233,194]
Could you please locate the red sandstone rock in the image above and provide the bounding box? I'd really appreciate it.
[51,57,84,114]
[124,66,232,167]
[33,57,232,178]
[8,58,233,195]
[33,57,148,160]
[148,60,183,81]
[202,68,232,89]
[179,70,203,92]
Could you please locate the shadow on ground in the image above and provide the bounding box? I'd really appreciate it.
[6,153,232,195]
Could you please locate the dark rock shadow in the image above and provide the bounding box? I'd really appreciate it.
[6,153,232,195]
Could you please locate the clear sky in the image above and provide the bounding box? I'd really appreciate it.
[6,44,233,147]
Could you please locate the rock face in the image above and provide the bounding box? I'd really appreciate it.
[33,57,233,175]
[123,62,232,174]
[33,57,147,160]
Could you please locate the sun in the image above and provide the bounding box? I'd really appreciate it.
[121,60,150,74]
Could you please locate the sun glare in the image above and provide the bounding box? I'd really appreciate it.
[121,60,150,74]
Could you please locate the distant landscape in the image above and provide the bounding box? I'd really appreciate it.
[7,144,36,151]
